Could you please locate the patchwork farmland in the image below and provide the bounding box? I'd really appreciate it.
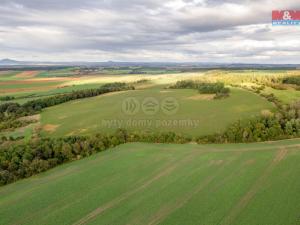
[1,67,300,225]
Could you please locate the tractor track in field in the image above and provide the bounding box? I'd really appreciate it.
[72,149,205,225]
[126,153,240,225]
[5,148,149,225]
[6,152,127,225]
[203,143,300,153]
[220,148,288,225]
[144,153,240,225]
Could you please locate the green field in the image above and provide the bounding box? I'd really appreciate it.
[41,86,273,137]
[36,68,78,78]
[262,86,300,104]
[40,86,274,137]
[1,140,300,225]
[0,81,62,90]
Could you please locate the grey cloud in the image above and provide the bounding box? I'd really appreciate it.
[0,0,299,63]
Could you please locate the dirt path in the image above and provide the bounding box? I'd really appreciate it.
[220,148,288,225]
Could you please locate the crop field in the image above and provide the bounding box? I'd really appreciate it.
[1,140,300,225]
[0,71,203,104]
[4,69,299,105]
[40,85,274,137]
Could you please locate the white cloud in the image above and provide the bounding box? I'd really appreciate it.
[0,0,299,63]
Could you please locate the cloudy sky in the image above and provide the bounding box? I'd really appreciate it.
[0,0,300,63]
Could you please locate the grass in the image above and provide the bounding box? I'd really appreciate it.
[1,140,300,225]
[262,86,300,104]
[40,85,274,137]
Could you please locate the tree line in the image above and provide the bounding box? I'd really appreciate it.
[0,130,191,186]
[2,79,300,186]
[0,83,134,131]
[196,101,300,143]
[3,98,300,185]
[169,80,230,99]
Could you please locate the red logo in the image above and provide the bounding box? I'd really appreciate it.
[272,10,300,20]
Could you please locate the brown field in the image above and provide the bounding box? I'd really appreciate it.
[15,71,40,78]
[43,124,60,133]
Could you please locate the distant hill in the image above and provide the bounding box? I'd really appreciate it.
[0,58,299,69]
[0,58,21,65]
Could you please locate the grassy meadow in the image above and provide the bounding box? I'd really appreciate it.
[1,140,300,225]
[40,85,274,137]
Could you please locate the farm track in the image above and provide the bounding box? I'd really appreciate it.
[72,142,298,225]
[220,148,288,225]
[73,149,205,225]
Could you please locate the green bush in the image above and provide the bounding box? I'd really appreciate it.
[282,76,300,85]
[170,80,230,95]
[169,80,198,89]
[198,82,230,94]
[0,96,15,101]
